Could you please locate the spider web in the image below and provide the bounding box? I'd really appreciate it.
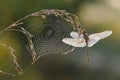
[0,9,80,64]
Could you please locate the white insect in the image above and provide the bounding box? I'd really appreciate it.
[62,30,112,47]
[62,30,112,62]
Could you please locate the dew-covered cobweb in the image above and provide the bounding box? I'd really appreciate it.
[0,9,81,63]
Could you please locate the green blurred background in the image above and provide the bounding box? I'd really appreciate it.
[0,0,120,80]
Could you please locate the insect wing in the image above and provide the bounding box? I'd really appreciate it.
[88,38,100,47]
[62,38,86,47]
[70,31,84,39]
[88,30,112,47]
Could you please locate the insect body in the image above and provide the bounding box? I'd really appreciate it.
[62,30,112,62]
[62,30,112,47]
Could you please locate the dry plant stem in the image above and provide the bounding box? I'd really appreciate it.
[1,26,37,64]
[0,70,15,77]
[16,26,37,64]
[1,44,23,75]
[75,16,82,34]
[64,47,75,55]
